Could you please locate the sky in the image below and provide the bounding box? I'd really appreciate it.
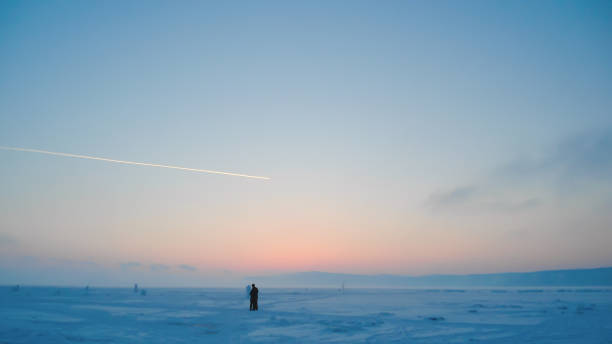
[1,0,611,286]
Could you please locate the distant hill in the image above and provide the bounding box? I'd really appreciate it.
[247,267,612,288]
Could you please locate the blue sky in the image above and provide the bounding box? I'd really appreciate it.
[1,0,611,286]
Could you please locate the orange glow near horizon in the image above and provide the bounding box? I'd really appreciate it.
[98,220,489,275]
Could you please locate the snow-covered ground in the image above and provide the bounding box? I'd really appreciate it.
[1,286,611,343]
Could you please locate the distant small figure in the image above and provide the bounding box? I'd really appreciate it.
[140,289,147,296]
[11,285,20,292]
[134,283,138,293]
[249,283,259,311]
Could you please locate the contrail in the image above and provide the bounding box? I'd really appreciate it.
[0,146,270,180]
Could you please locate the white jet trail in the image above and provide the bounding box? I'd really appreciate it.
[0,146,270,180]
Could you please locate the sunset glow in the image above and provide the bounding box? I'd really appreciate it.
[1,0,611,287]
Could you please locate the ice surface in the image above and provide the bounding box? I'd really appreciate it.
[1,286,611,343]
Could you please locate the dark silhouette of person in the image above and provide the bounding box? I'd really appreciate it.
[249,283,259,311]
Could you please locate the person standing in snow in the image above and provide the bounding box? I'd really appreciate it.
[249,283,259,311]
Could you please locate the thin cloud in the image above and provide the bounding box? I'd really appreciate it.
[120,262,141,270]
[178,264,197,272]
[484,198,541,212]
[150,264,170,272]
[427,186,478,209]
[427,186,540,213]
[496,128,612,182]
[0,233,17,247]
[427,128,612,214]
